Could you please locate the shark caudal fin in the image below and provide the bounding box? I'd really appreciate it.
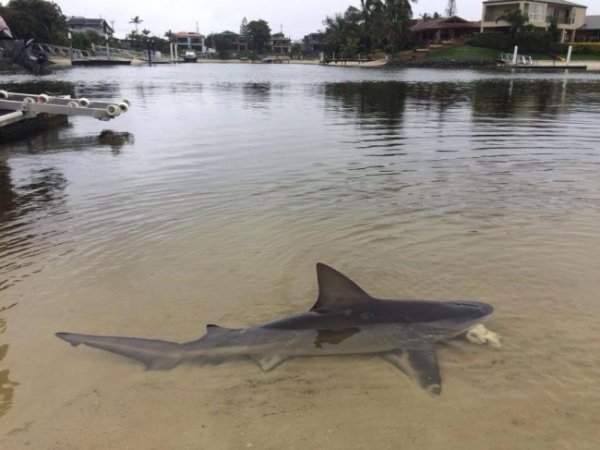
[56,332,183,370]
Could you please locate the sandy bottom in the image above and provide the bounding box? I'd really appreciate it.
[2,218,600,449]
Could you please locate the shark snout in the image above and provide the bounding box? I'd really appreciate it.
[450,301,494,317]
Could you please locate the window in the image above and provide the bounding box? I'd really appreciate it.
[529,3,545,22]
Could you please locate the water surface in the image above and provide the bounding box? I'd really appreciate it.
[1,64,600,449]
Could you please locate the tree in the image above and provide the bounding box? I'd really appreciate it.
[496,7,529,36]
[124,29,169,53]
[547,17,559,43]
[71,30,103,50]
[421,12,442,21]
[206,31,237,58]
[341,37,360,58]
[291,41,304,58]
[0,0,68,44]
[240,17,248,36]
[379,0,413,54]
[359,0,378,52]
[323,7,361,56]
[322,0,415,56]
[129,15,143,32]
[246,19,271,53]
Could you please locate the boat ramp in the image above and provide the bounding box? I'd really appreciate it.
[0,90,130,143]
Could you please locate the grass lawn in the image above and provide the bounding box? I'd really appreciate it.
[568,53,600,60]
[424,45,499,61]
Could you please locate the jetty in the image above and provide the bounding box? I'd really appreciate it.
[0,90,130,143]
[498,47,588,71]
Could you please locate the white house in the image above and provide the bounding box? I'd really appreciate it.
[481,0,587,42]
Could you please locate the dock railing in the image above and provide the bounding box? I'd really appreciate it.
[499,52,534,65]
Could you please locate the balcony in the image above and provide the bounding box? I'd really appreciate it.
[546,15,575,25]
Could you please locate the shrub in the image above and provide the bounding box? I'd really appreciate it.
[470,32,511,51]
[471,30,572,55]
[569,43,600,56]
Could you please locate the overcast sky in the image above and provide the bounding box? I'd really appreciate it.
[32,1,600,40]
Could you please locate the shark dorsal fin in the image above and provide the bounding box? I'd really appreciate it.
[311,263,373,311]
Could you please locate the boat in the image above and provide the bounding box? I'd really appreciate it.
[182,50,198,63]
[261,57,283,64]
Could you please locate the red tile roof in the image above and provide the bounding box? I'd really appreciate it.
[411,16,480,32]
[174,31,205,38]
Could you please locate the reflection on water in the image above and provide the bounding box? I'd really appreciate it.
[243,82,271,111]
[0,369,17,418]
[471,79,576,117]
[0,81,75,97]
[0,162,68,292]
[324,79,592,124]
[0,158,16,214]
[325,82,407,130]
[0,315,18,418]
[1,66,600,448]
[0,128,134,292]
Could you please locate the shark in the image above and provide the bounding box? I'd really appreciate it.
[56,263,494,395]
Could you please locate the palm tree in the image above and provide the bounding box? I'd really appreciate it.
[323,13,348,55]
[325,0,416,56]
[129,16,143,32]
[496,8,529,36]
[420,12,441,21]
[379,0,414,54]
[362,0,415,54]
[323,7,362,56]
[360,0,382,52]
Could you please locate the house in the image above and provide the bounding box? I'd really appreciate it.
[67,17,114,38]
[205,32,247,57]
[576,15,600,41]
[234,34,248,52]
[271,33,291,54]
[481,0,587,42]
[174,32,206,53]
[304,32,325,55]
[411,16,481,43]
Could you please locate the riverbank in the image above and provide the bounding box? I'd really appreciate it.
[9,53,600,73]
[191,58,388,68]
[167,53,600,71]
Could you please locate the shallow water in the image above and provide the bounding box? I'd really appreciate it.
[1,64,600,449]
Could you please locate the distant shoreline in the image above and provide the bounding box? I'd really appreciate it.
[173,58,600,71]
[189,58,388,68]
[4,57,599,73]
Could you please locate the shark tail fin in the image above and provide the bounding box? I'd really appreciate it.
[56,332,183,370]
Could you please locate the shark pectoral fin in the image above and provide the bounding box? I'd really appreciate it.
[382,347,442,396]
[250,354,287,372]
[408,349,442,396]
